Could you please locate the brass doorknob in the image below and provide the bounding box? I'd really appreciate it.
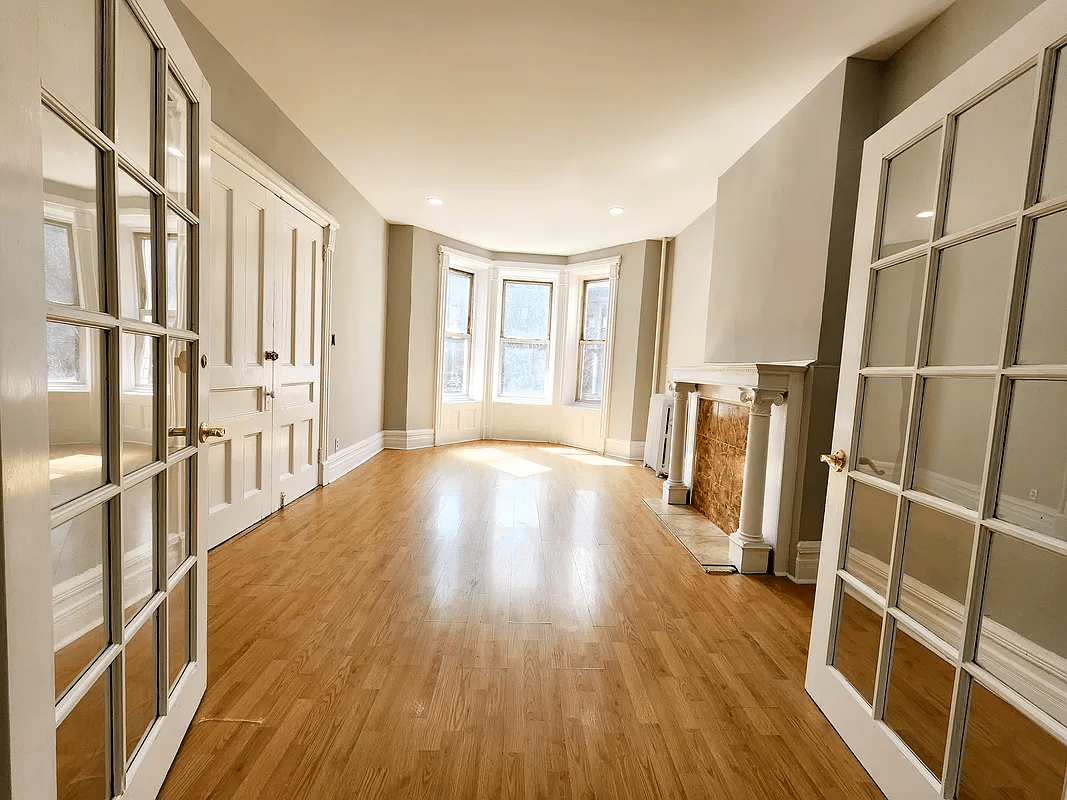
[820,449,847,473]
[199,422,226,443]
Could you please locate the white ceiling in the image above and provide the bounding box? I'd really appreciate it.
[183,0,955,256]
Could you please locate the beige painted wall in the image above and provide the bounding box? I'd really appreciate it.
[165,0,389,453]
[660,206,715,390]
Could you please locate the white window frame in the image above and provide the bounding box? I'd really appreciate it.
[577,278,610,404]
[441,267,474,398]
[491,264,563,405]
[435,247,491,405]
[43,205,92,392]
[560,256,620,413]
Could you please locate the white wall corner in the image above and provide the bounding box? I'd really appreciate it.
[791,540,822,585]
[383,429,435,450]
[322,431,385,484]
[605,438,644,461]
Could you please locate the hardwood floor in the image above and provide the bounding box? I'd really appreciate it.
[157,441,886,800]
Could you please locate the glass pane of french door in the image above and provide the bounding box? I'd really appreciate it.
[41,0,202,795]
[814,32,1067,800]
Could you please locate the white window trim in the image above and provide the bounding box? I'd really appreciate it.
[43,203,93,393]
[434,247,492,408]
[560,257,620,415]
[490,264,562,406]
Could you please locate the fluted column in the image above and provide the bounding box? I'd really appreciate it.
[662,382,694,504]
[729,387,786,574]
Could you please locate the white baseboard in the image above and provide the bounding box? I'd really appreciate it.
[605,438,644,461]
[383,428,435,450]
[322,431,384,484]
[792,540,822,585]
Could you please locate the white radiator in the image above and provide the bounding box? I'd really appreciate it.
[643,394,672,476]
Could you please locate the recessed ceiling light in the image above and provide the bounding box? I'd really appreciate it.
[916,210,934,219]
[609,207,625,216]
[427,197,444,206]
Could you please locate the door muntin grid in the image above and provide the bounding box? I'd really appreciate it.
[829,42,1067,798]
[43,0,201,795]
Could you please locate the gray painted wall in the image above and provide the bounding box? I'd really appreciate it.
[660,206,715,391]
[164,0,389,453]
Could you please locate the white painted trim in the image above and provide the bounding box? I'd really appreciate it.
[322,432,385,484]
[604,438,645,461]
[439,245,494,266]
[383,429,435,450]
[792,540,822,585]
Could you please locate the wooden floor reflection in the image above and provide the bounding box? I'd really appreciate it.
[151,442,886,799]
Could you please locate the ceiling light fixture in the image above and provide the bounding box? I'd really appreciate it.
[609,207,625,216]
[427,197,444,206]
[916,210,934,219]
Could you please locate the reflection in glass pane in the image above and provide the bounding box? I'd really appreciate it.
[1041,48,1067,202]
[979,534,1067,725]
[855,377,911,484]
[167,461,189,577]
[945,69,1037,234]
[832,582,883,705]
[169,573,191,691]
[1017,211,1067,365]
[121,333,156,474]
[927,228,1015,367]
[996,381,1067,540]
[56,667,108,799]
[115,0,155,171]
[866,258,924,367]
[52,504,108,700]
[165,70,190,207]
[879,131,941,259]
[445,270,472,334]
[579,342,605,402]
[843,481,897,597]
[42,109,103,312]
[502,281,551,339]
[39,0,99,124]
[167,210,190,329]
[168,339,190,453]
[48,324,106,509]
[442,337,468,396]
[958,682,1067,800]
[898,503,973,649]
[884,625,955,778]
[123,476,156,622]
[500,342,549,398]
[125,614,157,761]
[118,169,154,322]
[913,378,994,511]
[583,280,609,341]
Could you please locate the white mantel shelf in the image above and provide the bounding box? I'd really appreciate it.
[668,361,813,391]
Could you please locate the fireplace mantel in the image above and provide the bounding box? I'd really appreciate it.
[662,361,814,575]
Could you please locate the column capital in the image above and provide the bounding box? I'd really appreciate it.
[667,380,697,394]
[739,387,786,417]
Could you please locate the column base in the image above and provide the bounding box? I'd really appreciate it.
[729,533,772,574]
[662,481,690,505]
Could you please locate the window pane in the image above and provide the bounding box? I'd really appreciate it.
[115,0,155,172]
[927,229,1015,367]
[502,281,551,340]
[39,0,99,124]
[913,378,994,511]
[165,70,190,207]
[866,257,925,367]
[500,342,549,398]
[832,582,883,706]
[884,625,955,779]
[843,481,897,597]
[582,280,609,341]
[579,342,605,403]
[855,377,911,485]
[878,131,941,259]
[56,667,109,800]
[958,682,1067,800]
[978,533,1067,725]
[1017,210,1067,365]
[123,476,156,622]
[166,211,190,330]
[167,460,189,577]
[42,108,103,312]
[442,336,468,396]
[945,69,1036,234]
[169,573,191,691]
[121,333,156,475]
[898,502,973,649]
[168,339,190,453]
[53,503,108,700]
[445,270,471,335]
[48,323,106,509]
[996,381,1067,540]
[118,169,154,322]
[125,613,157,761]
[1040,48,1067,202]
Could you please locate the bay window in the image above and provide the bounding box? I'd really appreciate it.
[499,279,553,399]
[577,279,609,403]
[443,268,473,397]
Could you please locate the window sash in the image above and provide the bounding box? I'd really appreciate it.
[443,332,471,397]
[576,279,608,404]
[445,268,474,336]
[499,279,553,399]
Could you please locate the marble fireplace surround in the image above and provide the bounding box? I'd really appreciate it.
[661,362,811,575]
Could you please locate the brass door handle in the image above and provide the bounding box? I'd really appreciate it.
[167,426,187,437]
[199,422,226,443]
[265,350,279,361]
[820,449,847,473]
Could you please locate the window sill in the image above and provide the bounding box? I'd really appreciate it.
[442,395,480,405]
[568,400,603,411]
[494,396,551,406]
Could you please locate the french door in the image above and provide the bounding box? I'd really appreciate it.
[808,2,1067,798]
[3,0,210,796]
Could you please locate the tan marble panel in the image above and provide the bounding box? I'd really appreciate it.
[691,398,748,534]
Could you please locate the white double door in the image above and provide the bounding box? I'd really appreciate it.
[207,155,324,548]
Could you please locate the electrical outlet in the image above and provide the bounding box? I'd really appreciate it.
[1030,488,1039,501]
[334,437,340,452]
